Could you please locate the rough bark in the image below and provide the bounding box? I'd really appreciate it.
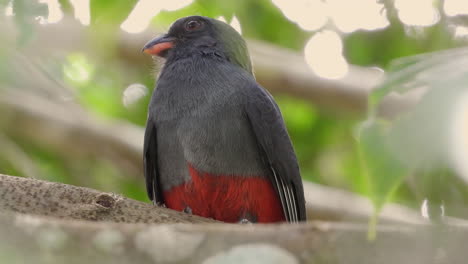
[2,210,468,264]
[0,174,213,224]
[0,173,425,225]
[0,172,466,264]
[2,172,468,264]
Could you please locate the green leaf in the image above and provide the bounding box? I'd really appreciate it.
[369,47,468,113]
[58,0,73,14]
[357,120,409,238]
[63,53,95,84]
[0,47,10,85]
[11,0,48,45]
[358,120,408,209]
[90,0,138,26]
[0,0,9,8]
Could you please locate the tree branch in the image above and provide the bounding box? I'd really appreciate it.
[1,173,467,264]
[1,205,468,264]
[0,174,213,224]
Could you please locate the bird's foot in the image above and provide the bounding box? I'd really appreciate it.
[153,201,166,207]
[238,212,257,224]
[183,206,192,215]
[238,218,252,224]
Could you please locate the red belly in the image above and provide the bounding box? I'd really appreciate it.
[163,164,285,223]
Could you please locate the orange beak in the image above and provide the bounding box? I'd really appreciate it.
[142,34,175,57]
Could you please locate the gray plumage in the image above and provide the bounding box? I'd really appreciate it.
[143,16,306,222]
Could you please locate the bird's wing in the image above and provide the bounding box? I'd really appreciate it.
[143,118,164,205]
[244,84,307,222]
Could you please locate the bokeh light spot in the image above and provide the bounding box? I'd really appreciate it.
[444,0,468,16]
[38,0,64,24]
[271,0,327,31]
[63,53,94,83]
[450,90,468,184]
[217,16,242,34]
[328,0,389,33]
[69,0,90,25]
[395,0,440,26]
[122,83,148,108]
[304,30,349,79]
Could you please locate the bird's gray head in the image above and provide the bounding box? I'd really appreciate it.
[143,16,252,74]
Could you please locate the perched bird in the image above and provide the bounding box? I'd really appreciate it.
[142,16,306,223]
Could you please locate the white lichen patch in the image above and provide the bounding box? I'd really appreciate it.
[122,83,148,108]
[15,215,68,250]
[15,214,44,230]
[110,193,124,203]
[134,225,205,263]
[202,243,298,264]
[36,227,68,250]
[93,229,125,254]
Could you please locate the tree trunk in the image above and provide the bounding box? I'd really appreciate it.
[1,173,468,264]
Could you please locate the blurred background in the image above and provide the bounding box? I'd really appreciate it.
[1,0,468,221]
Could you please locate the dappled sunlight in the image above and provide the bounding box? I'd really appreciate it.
[454,26,468,38]
[3,2,468,261]
[420,198,429,219]
[394,0,440,26]
[63,53,94,83]
[229,16,242,35]
[328,0,389,33]
[120,0,193,33]
[216,16,242,34]
[120,0,163,34]
[271,0,327,31]
[4,1,12,16]
[445,0,468,16]
[272,0,388,33]
[38,0,63,24]
[25,0,468,34]
[450,90,468,184]
[69,0,90,25]
[304,30,348,79]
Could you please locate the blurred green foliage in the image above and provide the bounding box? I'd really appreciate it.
[363,46,468,220]
[90,0,138,26]
[1,0,468,220]
[358,120,408,237]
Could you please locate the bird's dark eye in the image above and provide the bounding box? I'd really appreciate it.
[185,20,202,31]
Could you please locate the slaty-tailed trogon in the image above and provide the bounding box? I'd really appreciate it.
[142,16,306,223]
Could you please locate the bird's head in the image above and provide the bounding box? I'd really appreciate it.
[143,16,252,74]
